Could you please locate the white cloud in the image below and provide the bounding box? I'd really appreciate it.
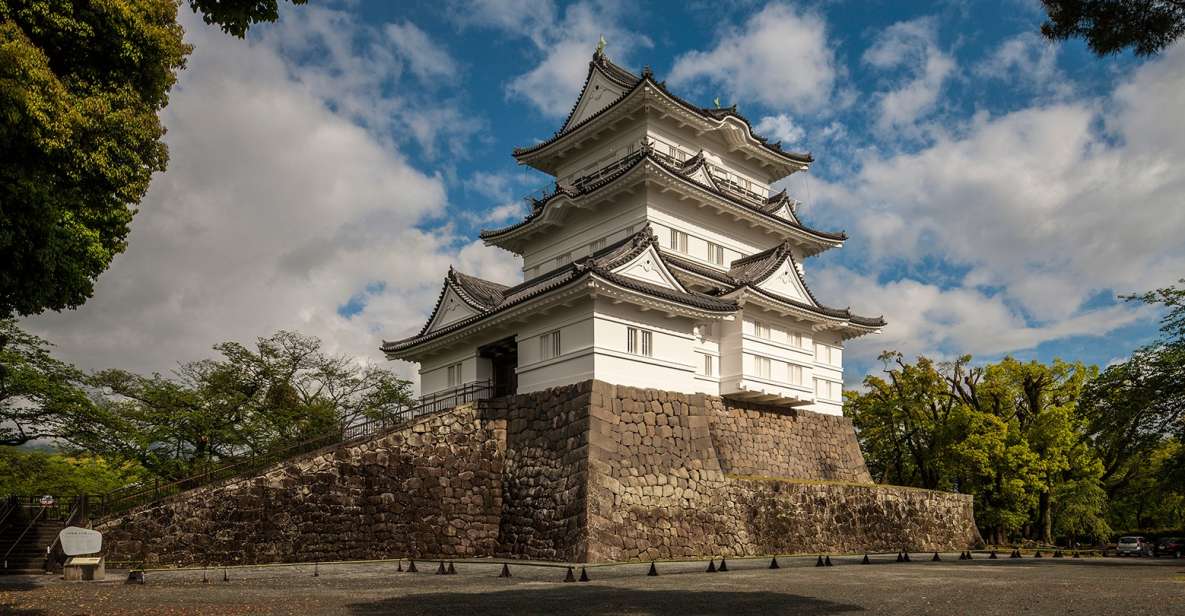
[489,2,651,118]
[668,4,836,112]
[22,9,520,384]
[863,17,955,132]
[385,21,460,82]
[975,32,1069,97]
[812,42,1185,363]
[754,114,805,146]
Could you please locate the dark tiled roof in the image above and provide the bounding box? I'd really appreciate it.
[382,230,738,355]
[480,148,845,244]
[734,284,886,328]
[513,51,812,166]
[451,269,508,310]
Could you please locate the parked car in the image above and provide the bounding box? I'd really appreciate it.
[1156,537,1184,558]
[1117,536,1152,556]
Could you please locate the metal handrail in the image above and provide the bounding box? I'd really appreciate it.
[43,497,83,572]
[2,506,44,570]
[0,496,17,531]
[99,380,495,517]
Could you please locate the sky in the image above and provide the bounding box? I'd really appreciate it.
[23,0,1185,388]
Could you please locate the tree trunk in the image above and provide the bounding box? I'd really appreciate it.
[1038,490,1053,543]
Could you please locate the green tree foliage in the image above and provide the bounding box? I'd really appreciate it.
[0,319,92,446]
[1041,0,1185,57]
[848,352,1108,544]
[187,0,307,38]
[79,331,414,480]
[0,446,146,495]
[0,0,304,319]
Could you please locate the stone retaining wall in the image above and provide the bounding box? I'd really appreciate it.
[98,380,980,565]
[99,404,504,565]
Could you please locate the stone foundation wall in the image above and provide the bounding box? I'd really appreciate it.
[97,380,979,565]
[490,383,591,561]
[582,383,978,561]
[706,398,871,483]
[98,404,504,566]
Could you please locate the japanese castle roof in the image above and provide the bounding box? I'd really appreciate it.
[513,50,813,168]
[384,231,883,357]
[382,230,738,356]
[480,145,845,249]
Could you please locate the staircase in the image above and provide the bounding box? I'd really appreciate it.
[1,518,64,574]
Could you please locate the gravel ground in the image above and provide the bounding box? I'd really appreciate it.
[2,553,1182,615]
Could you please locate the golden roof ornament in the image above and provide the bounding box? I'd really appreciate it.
[595,35,606,57]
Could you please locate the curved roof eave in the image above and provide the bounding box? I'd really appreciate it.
[480,152,844,249]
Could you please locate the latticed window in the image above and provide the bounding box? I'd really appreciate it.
[707,241,724,265]
[540,330,561,360]
[589,238,606,253]
[754,320,771,340]
[669,229,688,253]
[754,356,771,379]
[627,327,653,356]
[446,362,463,387]
[699,353,716,376]
[787,363,803,385]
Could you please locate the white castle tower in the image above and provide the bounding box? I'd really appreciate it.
[383,46,883,415]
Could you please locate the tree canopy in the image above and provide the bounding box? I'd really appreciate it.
[0,0,304,319]
[1041,0,1185,56]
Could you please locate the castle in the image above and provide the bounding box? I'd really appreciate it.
[384,46,883,413]
[96,47,979,566]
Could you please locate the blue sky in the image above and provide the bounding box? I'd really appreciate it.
[25,0,1185,387]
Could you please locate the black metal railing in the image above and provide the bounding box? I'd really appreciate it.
[97,380,494,518]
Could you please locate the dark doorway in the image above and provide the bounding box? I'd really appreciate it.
[479,336,518,398]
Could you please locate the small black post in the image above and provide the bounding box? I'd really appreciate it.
[769,557,780,569]
[579,567,589,582]
[436,561,447,575]
[718,558,728,572]
[932,552,941,562]
[564,566,575,582]
[647,562,658,576]
[706,559,716,573]
[408,559,418,572]
[397,560,403,572]
[902,552,910,563]
[499,563,511,578]
[862,554,871,565]
[989,550,998,559]
[447,562,457,575]
[966,551,973,560]
[1034,550,1043,558]
[896,552,904,562]
[824,555,833,567]
[817,555,826,567]
[313,562,319,577]
[223,567,229,582]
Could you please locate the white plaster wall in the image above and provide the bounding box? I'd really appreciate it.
[519,193,648,275]
[419,346,480,397]
[590,299,703,394]
[647,122,774,191]
[554,122,646,184]
[515,302,597,394]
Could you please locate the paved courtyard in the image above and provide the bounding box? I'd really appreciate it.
[1,553,1182,615]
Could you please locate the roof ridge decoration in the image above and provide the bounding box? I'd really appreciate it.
[726,242,821,307]
[514,54,812,170]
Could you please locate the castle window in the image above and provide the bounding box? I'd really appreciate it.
[707,241,724,265]
[815,343,841,366]
[787,363,803,385]
[754,321,771,340]
[540,330,561,360]
[556,252,572,267]
[669,229,688,254]
[816,378,841,401]
[446,362,463,387]
[698,353,716,377]
[754,356,771,379]
[627,327,653,356]
[589,238,605,253]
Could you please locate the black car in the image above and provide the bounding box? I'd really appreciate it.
[1156,537,1185,558]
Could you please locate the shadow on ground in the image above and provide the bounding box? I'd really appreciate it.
[349,586,863,615]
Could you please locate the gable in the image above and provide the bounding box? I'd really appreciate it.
[563,68,628,132]
[423,286,482,334]
[684,163,718,189]
[611,245,687,292]
[754,259,814,305]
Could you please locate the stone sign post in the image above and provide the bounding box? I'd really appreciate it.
[59,527,104,581]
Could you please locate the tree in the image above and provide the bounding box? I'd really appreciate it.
[1040,0,1185,57]
[0,446,147,495]
[79,331,414,480]
[0,0,304,319]
[0,319,92,446]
